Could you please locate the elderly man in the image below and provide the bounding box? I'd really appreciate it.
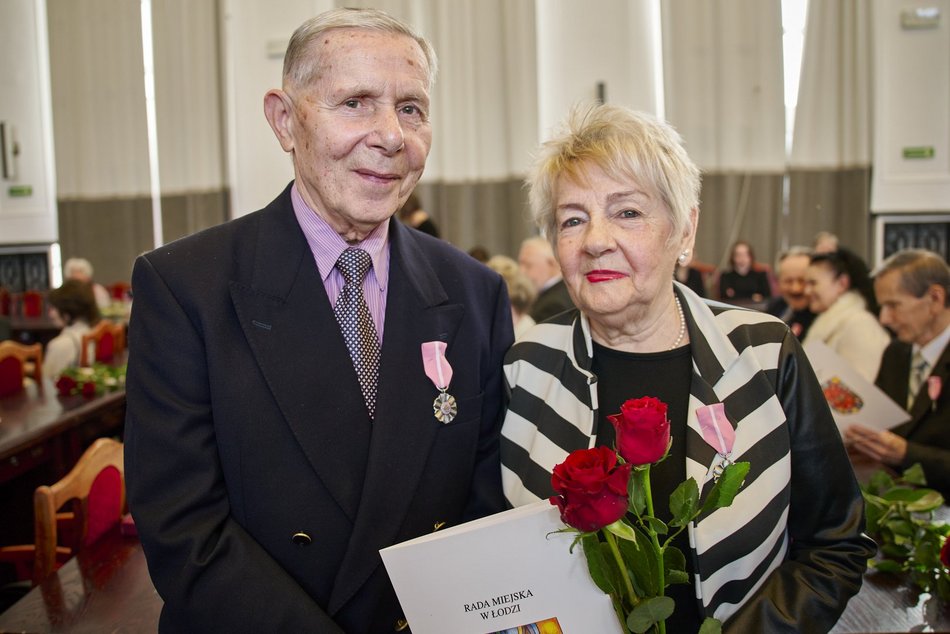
[765,246,815,339]
[124,8,512,633]
[847,249,950,496]
[518,235,574,322]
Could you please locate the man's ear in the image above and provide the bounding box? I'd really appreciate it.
[263,89,296,152]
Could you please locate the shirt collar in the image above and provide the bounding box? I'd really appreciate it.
[291,183,390,290]
[915,321,950,367]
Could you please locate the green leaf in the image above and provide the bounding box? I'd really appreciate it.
[882,487,937,504]
[626,596,675,633]
[698,617,723,634]
[605,519,638,543]
[618,527,660,597]
[906,490,945,512]
[629,468,647,516]
[866,469,895,495]
[863,502,884,534]
[699,462,750,515]
[643,516,669,536]
[885,518,915,538]
[669,478,699,527]
[871,559,904,573]
[666,569,689,585]
[581,534,616,595]
[900,463,928,486]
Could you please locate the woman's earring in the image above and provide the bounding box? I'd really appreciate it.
[678,250,690,265]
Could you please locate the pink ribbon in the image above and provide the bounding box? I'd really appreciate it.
[928,375,942,403]
[421,341,453,390]
[696,403,735,456]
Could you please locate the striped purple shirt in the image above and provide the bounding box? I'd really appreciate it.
[290,183,389,341]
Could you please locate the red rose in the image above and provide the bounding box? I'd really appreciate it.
[81,381,97,398]
[608,396,671,466]
[56,375,77,396]
[549,446,632,532]
[941,537,950,569]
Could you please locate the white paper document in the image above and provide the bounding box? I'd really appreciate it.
[803,340,910,434]
[380,501,622,634]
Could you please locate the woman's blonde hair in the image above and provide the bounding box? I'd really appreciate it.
[528,103,701,247]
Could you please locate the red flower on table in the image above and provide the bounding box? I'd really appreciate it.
[550,445,632,532]
[81,381,97,398]
[607,396,671,466]
[941,537,950,569]
[55,375,77,397]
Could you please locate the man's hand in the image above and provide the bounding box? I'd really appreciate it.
[844,424,908,466]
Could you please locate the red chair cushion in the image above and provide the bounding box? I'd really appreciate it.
[0,356,24,397]
[83,465,123,546]
[94,331,114,362]
[22,292,42,318]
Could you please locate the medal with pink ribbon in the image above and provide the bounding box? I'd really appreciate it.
[422,341,457,423]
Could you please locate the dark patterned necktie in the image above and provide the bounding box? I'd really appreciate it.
[908,351,929,410]
[334,248,381,419]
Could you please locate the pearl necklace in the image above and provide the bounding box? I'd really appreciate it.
[670,295,686,350]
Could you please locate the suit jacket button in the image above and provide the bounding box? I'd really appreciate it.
[292,531,312,546]
[394,618,409,631]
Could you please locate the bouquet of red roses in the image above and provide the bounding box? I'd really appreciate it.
[549,397,749,634]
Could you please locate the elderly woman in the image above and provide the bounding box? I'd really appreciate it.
[500,105,873,633]
[802,249,891,382]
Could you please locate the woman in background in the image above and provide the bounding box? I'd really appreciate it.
[717,240,771,303]
[42,279,100,378]
[802,249,891,381]
[487,255,538,340]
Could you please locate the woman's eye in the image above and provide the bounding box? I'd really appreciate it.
[619,209,641,219]
[344,99,360,108]
[560,217,582,229]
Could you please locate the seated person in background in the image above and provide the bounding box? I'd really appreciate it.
[802,249,891,381]
[518,235,574,322]
[397,192,440,237]
[717,240,771,303]
[813,230,839,254]
[487,255,537,340]
[765,246,815,339]
[674,253,706,297]
[64,257,112,309]
[468,245,490,263]
[847,249,950,497]
[42,279,100,378]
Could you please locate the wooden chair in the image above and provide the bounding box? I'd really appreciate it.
[0,340,42,397]
[108,281,132,302]
[79,321,125,366]
[0,438,125,586]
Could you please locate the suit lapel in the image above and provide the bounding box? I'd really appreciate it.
[907,342,950,431]
[229,193,371,522]
[329,222,465,613]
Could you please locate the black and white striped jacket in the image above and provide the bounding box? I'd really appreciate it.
[501,283,873,631]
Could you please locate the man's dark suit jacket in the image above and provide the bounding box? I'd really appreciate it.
[875,339,950,496]
[529,278,574,323]
[124,184,513,633]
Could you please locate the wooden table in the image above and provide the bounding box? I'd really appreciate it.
[0,379,126,486]
[8,315,60,347]
[0,527,162,633]
[0,379,126,547]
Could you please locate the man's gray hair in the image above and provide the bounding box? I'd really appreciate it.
[283,8,437,90]
[873,248,950,306]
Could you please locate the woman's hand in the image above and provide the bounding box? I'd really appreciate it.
[845,424,908,466]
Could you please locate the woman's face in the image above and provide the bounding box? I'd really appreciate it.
[732,244,752,275]
[805,262,848,314]
[48,306,65,328]
[554,162,692,325]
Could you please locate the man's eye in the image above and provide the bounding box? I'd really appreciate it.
[344,99,360,108]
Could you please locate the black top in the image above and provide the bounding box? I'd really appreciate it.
[718,270,771,302]
[592,341,703,630]
[412,218,440,238]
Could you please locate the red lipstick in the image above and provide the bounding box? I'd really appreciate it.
[585,270,626,283]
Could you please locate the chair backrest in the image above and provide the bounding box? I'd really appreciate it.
[21,291,44,318]
[32,437,125,584]
[108,281,131,302]
[0,340,43,397]
[79,321,124,366]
